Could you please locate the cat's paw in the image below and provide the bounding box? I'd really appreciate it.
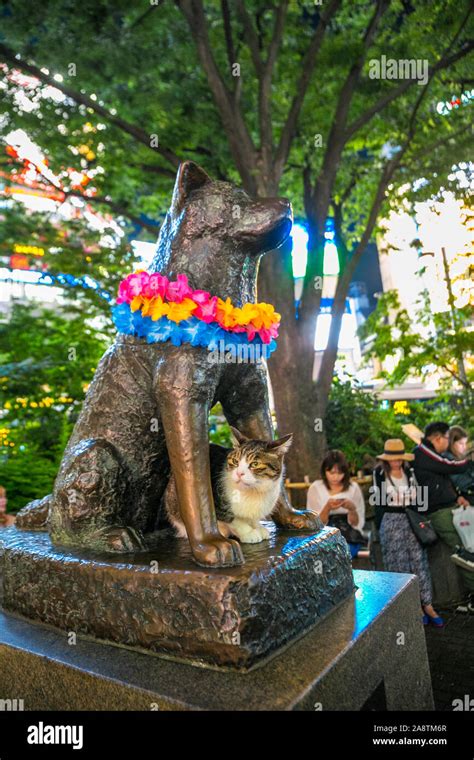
[255,524,270,540]
[236,525,267,544]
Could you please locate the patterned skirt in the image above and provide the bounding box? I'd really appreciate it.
[379,512,433,606]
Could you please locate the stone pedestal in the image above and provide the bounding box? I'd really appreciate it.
[0,523,354,670]
[0,569,433,710]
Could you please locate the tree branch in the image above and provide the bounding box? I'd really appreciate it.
[234,1,289,183]
[274,0,342,181]
[0,42,181,169]
[315,64,441,394]
[13,159,160,234]
[258,1,289,171]
[312,0,391,226]
[235,0,263,75]
[436,358,471,390]
[176,0,257,194]
[267,1,289,76]
[221,0,237,74]
[345,7,474,142]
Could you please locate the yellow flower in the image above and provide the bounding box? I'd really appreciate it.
[142,296,170,321]
[250,303,281,329]
[130,295,144,312]
[232,302,259,326]
[216,297,236,328]
[166,298,197,323]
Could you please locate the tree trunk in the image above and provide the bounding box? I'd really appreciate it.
[258,235,328,489]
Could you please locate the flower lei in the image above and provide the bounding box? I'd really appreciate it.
[111,271,281,354]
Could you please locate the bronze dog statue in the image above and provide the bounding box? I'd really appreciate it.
[16,161,321,567]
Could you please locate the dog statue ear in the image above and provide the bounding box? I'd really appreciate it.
[171,161,211,215]
[267,433,293,456]
[229,426,248,447]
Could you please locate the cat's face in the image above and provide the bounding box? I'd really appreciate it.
[226,428,293,491]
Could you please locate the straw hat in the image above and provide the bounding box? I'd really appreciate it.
[376,438,414,462]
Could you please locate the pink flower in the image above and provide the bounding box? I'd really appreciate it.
[117,271,149,303]
[257,323,280,344]
[166,274,193,303]
[191,289,211,305]
[245,324,257,341]
[194,295,218,323]
[116,280,129,304]
[144,273,168,299]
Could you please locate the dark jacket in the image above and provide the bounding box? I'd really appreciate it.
[372,464,420,530]
[443,451,474,499]
[413,439,470,513]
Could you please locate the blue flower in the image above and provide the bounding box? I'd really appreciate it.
[145,317,174,344]
[112,306,278,356]
[111,303,135,334]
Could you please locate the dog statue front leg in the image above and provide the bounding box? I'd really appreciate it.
[157,358,244,568]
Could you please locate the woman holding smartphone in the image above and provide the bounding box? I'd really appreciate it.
[306,450,366,557]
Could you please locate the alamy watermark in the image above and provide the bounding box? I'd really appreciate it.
[207,340,271,364]
[0,698,24,711]
[369,55,429,86]
[368,483,429,512]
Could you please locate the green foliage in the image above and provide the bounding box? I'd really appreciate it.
[325,376,473,473]
[326,378,401,472]
[209,403,232,447]
[0,412,72,512]
[0,303,111,401]
[0,303,112,510]
[0,0,472,494]
[1,448,57,512]
[358,285,474,415]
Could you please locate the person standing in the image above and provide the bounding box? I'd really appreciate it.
[373,439,442,626]
[444,426,474,503]
[413,421,473,611]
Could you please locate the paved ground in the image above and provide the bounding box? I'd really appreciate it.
[424,603,474,711]
[353,553,474,711]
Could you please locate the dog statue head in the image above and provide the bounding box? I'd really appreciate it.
[150,161,293,303]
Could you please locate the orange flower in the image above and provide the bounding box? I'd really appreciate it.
[232,302,260,326]
[130,295,144,312]
[141,296,170,321]
[166,297,198,323]
[216,297,236,328]
[250,303,281,329]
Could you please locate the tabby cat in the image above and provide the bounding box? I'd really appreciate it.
[164,427,293,543]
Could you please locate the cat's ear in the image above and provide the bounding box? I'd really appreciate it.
[170,161,211,216]
[229,426,248,447]
[267,433,293,456]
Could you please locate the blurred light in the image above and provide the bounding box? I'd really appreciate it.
[314,305,358,351]
[13,244,44,256]
[131,240,157,268]
[323,241,340,275]
[290,223,308,279]
[314,313,331,351]
[0,267,45,284]
[291,222,340,278]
